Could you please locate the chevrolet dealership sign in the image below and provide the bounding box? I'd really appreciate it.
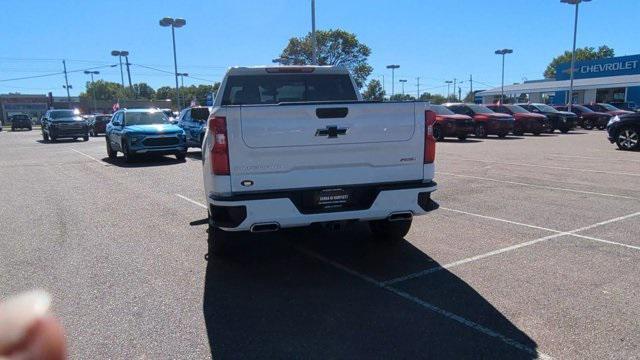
[555,54,640,80]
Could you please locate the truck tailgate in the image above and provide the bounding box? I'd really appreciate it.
[227,102,426,192]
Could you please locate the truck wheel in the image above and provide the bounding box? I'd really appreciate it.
[369,219,412,242]
[474,124,487,138]
[457,135,467,141]
[83,135,89,141]
[207,224,232,256]
[497,132,508,138]
[560,128,570,134]
[106,137,117,159]
[616,127,639,151]
[122,142,134,163]
[42,132,49,142]
[175,152,186,161]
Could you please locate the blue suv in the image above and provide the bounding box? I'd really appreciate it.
[105,108,187,162]
[177,106,210,148]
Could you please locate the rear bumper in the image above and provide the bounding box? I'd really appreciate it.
[132,146,187,154]
[208,181,438,231]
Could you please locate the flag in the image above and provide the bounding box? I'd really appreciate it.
[112,101,120,112]
[190,98,197,107]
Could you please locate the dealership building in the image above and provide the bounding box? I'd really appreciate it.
[478,54,640,106]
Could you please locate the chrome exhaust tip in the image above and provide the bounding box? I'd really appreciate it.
[250,222,280,233]
[387,212,413,222]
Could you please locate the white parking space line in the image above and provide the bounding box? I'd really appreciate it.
[549,154,640,163]
[175,194,207,209]
[295,246,553,360]
[70,149,108,166]
[442,157,640,177]
[438,172,639,200]
[383,209,640,286]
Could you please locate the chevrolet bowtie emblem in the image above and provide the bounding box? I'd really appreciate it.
[315,125,348,138]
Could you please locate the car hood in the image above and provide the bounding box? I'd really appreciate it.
[514,112,546,120]
[123,124,183,134]
[486,113,513,120]
[437,114,473,121]
[609,110,634,116]
[556,111,577,117]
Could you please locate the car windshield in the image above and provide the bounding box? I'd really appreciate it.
[124,111,169,125]
[222,74,358,105]
[467,104,494,114]
[600,103,620,111]
[506,105,530,113]
[534,104,558,113]
[430,105,455,115]
[161,110,174,118]
[573,105,593,113]
[13,115,29,120]
[50,110,78,119]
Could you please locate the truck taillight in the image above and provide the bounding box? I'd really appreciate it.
[424,110,436,164]
[208,116,230,175]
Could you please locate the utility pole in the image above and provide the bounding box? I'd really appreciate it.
[380,75,385,99]
[62,60,71,105]
[416,77,421,99]
[453,78,457,101]
[459,87,462,102]
[469,74,473,95]
[311,0,318,65]
[124,54,133,97]
[445,80,453,100]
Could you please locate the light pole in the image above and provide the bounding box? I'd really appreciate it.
[561,0,591,111]
[495,48,513,104]
[84,70,100,113]
[177,72,189,88]
[399,79,407,96]
[445,80,453,100]
[159,17,186,109]
[110,50,128,89]
[386,65,400,97]
[311,0,317,65]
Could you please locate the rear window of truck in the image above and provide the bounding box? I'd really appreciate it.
[221,74,358,105]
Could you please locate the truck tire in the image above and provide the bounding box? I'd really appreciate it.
[42,132,49,142]
[207,222,235,256]
[616,127,639,151]
[368,219,412,242]
[582,119,594,130]
[175,152,186,161]
[106,137,117,159]
[122,142,134,163]
[83,135,89,141]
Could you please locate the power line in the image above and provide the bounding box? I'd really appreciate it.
[0,64,115,82]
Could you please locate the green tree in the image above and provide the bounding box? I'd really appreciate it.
[544,45,614,79]
[276,29,373,88]
[362,79,385,101]
[389,93,415,101]
[463,91,475,103]
[417,92,447,104]
[155,86,175,100]
[133,83,155,99]
[80,80,125,101]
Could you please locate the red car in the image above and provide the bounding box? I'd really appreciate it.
[554,105,610,130]
[583,103,633,117]
[430,104,475,141]
[486,104,548,135]
[445,103,515,138]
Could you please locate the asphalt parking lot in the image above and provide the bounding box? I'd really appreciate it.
[1,129,639,359]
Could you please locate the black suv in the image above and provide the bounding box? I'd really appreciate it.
[607,112,640,151]
[516,103,576,133]
[9,114,32,131]
[41,109,89,142]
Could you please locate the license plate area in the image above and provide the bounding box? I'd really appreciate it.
[297,186,378,214]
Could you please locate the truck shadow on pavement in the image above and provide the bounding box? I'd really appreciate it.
[202,225,541,359]
[101,156,186,168]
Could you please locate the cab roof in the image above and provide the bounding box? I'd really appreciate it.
[225,65,349,76]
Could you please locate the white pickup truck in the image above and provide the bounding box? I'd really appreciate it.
[202,66,438,254]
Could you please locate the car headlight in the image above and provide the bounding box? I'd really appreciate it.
[130,136,143,143]
[607,115,620,127]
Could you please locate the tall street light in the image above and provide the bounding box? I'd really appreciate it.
[177,72,189,88]
[110,50,129,89]
[159,17,186,109]
[399,79,407,96]
[386,65,400,97]
[84,70,100,113]
[561,0,591,111]
[495,48,513,104]
[311,0,317,65]
[445,80,453,100]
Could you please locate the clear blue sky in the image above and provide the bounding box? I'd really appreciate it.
[1,0,638,97]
